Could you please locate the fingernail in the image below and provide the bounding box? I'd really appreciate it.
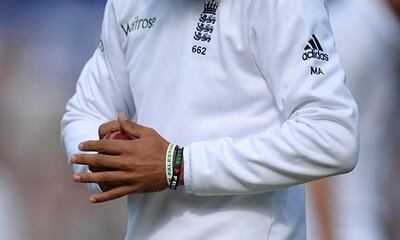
[89,196,97,203]
[78,143,84,150]
[70,155,77,163]
[73,174,81,182]
[119,112,127,121]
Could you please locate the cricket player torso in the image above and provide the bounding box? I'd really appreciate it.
[111,1,305,239]
[115,0,282,142]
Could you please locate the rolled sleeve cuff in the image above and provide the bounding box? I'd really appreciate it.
[183,146,193,193]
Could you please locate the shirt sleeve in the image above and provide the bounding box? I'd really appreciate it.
[183,0,359,196]
[61,0,134,193]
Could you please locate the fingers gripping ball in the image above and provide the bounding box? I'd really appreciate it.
[103,131,136,140]
[87,130,135,192]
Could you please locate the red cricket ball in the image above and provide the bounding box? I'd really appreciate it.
[103,131,136,140]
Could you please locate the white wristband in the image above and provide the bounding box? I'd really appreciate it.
[165,144,176,186]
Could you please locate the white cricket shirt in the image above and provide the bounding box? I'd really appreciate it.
[61,0,359,239]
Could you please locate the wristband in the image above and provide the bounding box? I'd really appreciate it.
[165,144,177,187]
[169,146,184,190]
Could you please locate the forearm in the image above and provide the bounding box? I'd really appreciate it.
[309,180,334,240]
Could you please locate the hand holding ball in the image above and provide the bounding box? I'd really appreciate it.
[72,113,174,202]
[88,131,135,192]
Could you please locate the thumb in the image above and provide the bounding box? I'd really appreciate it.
[118,113,148,138]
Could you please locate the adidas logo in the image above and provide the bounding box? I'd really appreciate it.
[302,34,329,62]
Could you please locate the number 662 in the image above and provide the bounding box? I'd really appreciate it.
[192,45,207,55]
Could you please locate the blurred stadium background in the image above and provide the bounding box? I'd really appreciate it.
[0,0,126,239]
[0,0,398,239]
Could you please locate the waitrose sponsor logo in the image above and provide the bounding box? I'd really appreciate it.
[121,16,157,37]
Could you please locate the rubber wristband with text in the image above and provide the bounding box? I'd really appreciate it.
[169,146,184,190]
[165,144,177,187]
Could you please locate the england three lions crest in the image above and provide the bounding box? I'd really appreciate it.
[193,1,219,43]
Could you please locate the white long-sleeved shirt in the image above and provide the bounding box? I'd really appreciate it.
[61,0,359,239]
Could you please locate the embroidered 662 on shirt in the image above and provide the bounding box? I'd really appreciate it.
[61,0,359,239]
